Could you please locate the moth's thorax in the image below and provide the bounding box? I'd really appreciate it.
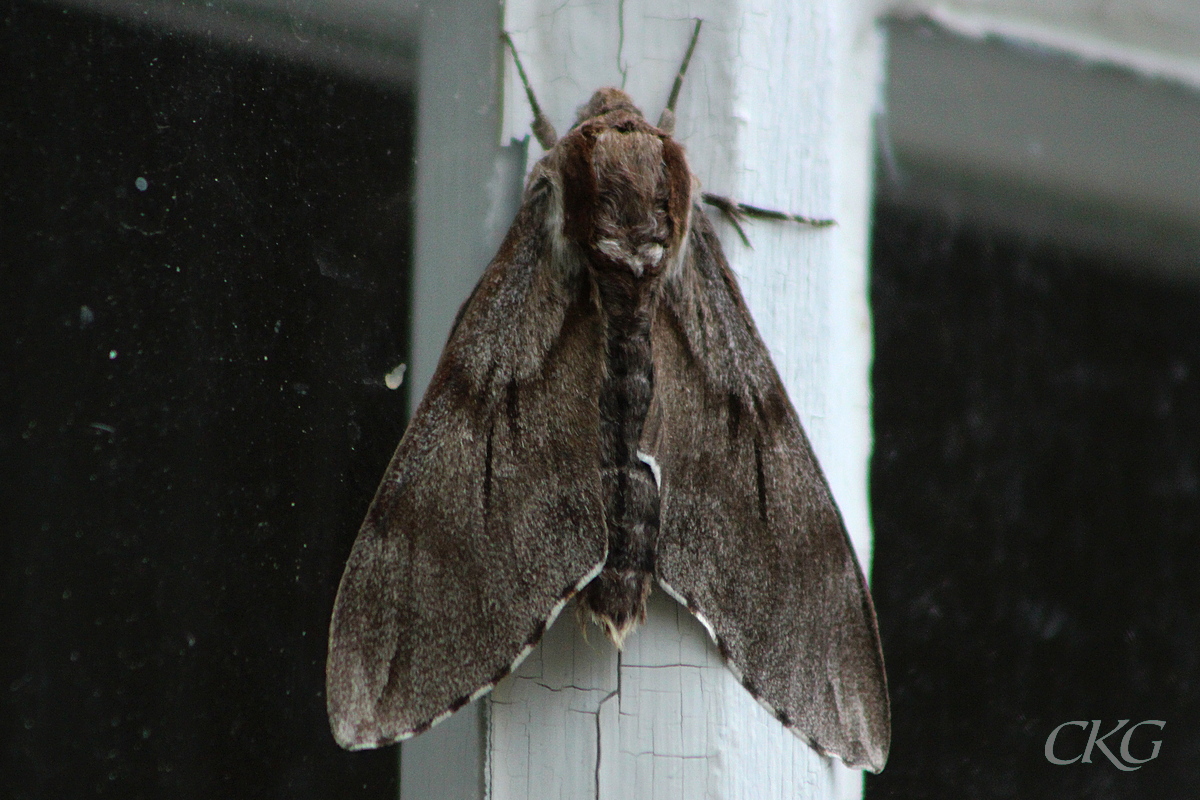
[589,128,670,279]
[551,92,694,291]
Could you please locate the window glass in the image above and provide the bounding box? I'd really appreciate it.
[3,2,414,795]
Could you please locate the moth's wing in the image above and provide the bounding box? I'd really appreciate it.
[326,185,606,750]
[645,212,890,772]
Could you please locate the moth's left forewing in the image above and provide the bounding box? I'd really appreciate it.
[644,211,890,772]
[327,180,608,750]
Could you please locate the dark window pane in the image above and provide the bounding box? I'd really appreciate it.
[867,201,1200,799]
[2,2,414,796]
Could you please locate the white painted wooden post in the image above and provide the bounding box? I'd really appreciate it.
[482,2,885,799]
[399,0,515,797]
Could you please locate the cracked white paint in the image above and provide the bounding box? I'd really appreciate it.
[490,592,855,799]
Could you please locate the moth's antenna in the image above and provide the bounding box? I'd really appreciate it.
[657,19,702,134]
[502,32,558,149]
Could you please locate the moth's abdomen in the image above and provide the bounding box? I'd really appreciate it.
[580,258,661,645]
[580,300,660,646]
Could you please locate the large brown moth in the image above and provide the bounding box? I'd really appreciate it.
[326,21,890,773]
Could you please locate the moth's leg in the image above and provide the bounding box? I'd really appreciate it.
[657,18,703,134]
[502,31,558,149]
[701,192,836,248]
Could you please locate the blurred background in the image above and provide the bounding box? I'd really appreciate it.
[870,16,1200,798]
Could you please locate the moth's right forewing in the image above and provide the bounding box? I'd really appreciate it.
[645,213,890,772]
[326,186,607,750]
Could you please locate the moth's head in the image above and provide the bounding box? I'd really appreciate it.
[573,88,644,128]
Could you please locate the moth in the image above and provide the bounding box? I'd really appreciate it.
[327,21,890,773]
